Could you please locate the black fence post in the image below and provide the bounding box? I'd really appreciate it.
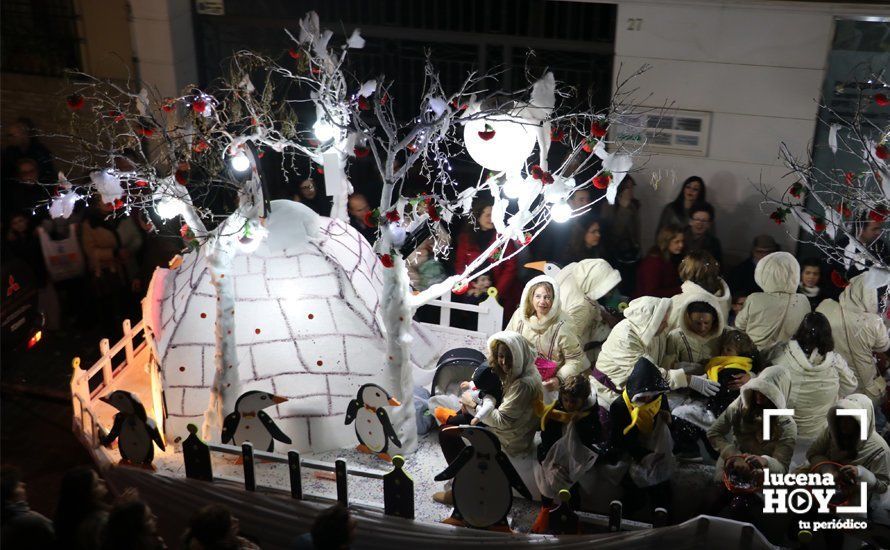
[335,459,348,506]
[288,450,302,500]
[182,424,213,482]
[242,442,255,492]
[383,455,414,519]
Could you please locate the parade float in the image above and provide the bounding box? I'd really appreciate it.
[49,11,821,548]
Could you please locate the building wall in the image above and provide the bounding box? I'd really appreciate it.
[608,0,889,264]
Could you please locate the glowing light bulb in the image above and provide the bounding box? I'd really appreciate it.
[313,119,336,142]
[503,177,523,199]
[230,151,251,172]
[551,200,572,223]
[154,196,183,220]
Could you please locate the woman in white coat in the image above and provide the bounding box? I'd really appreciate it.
[506,275,586,394]
[733,251,810,351]
[669,250,731,329]
[553,258,622,359]
[764,313,858,464]
[816,272,890,404]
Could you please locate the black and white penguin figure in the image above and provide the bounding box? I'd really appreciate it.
[344,383,402,462]
[221,390,292,452]
[434,426,531,529]
[99,390,165,467]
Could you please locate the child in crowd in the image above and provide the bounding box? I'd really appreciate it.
[798,257,827,310]
[706,374,796,522]
[406,239,447,292]
[432,363,503,427]
[728,294,747,326]
[605,357,674,523]
[733,251,810,350]
[466,274,493,302]
[532,375,604,533]
[806,394,890,514]
[705,330,759,417]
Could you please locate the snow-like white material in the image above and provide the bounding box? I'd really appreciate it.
[90,169,123,204]
[147,200,425,453]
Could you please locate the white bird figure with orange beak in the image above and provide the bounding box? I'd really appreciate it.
[345,383,402,462]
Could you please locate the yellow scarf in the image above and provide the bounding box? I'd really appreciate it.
[621,389,662,435]
[536,399,591,431]
[705,356,753,382]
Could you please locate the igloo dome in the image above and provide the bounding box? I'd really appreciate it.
[144,200,408,453]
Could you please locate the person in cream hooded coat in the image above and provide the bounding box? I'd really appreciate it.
[816,272,890,402]
[807,393,890,507]
[591,296,673,406]
[764,315,859,441]
[554,259,622,350]
[707,373,797,480]
[733,251,810,350]
[664,291,726,372]
[506,275,586,392]
[480,331,545,457]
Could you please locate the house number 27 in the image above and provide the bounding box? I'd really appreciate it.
[626,18,643,31]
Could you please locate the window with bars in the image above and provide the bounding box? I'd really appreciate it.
[1,0,81,77]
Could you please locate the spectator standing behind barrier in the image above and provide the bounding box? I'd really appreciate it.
[682,203,722,264]
[600,177,641,295]
[733,251,810,350]
[656,176,713,234]
[727,235,779,297]
[54,466,109,550]
[634,224,684,298]
[1,465,55,550]
[346,193,377,245]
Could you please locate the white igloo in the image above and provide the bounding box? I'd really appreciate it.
[143,200,444,453]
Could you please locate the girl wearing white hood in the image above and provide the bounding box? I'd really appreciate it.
[593,296,721,409]
[765,313,858,447]
[552,259,623,353]
[507,275,585,394]
[434,331,544,505]
[669,251,731,329]
[816,272,890,403]
[733,251,810,350]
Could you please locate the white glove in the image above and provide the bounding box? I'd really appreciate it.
[677,361,702,374]
[689,375,720,397]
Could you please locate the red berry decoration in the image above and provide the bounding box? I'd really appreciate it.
[875,93,889,107]
[581,139,593,153]
[550,127,565,142]
[426,200,440,222]
[452,281,470,296]
[407,141,418,153]
[379,254,394,268]
[379,93,389,106]
[541,172,554,185]
[174,168,189,185]
[110,110,125,122]
[593,172,612,190]
[354,145,370,158]
[385,210,400,223]
[357,97,370,111]
[831,270,849,289]
[769,207,790,225]
[876,144,888,160]
[478,124,496,141]
[194,140,209,153]
[136,125,154,138]
[135,180,148,188]
[161,99,175,113]
[112,198,124,210]
[530,165,544,180]
[811,215,826,233]
[316,166,324,174]
[192,99,207,113]
[833,203,853,219]
[844,172,855,186]
[288,48,302,60]
[363,210,377,227]
[788,182,803,199]
[869,207,888,223]
[66,93,85,110]
[591,120,608,138]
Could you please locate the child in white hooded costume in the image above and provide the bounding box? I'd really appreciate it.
[733,251,810,351]
[553,259,622,358]
[507,275,586,394]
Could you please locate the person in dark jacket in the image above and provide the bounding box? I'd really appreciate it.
[682,203,722,265]
[727,235,779,297]
[346,193,377,244]
[605,357,673,523]
[1,465,55,550]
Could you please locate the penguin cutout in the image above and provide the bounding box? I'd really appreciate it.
[344,383,402,462]
[434,426,531,529]
[221,390,292,452]
[99,390,165,468]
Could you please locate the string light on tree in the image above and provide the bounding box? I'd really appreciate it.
[550,200,572,223]
[230,151,251,173]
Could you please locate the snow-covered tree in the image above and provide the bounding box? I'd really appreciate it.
[757,75,889,290]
